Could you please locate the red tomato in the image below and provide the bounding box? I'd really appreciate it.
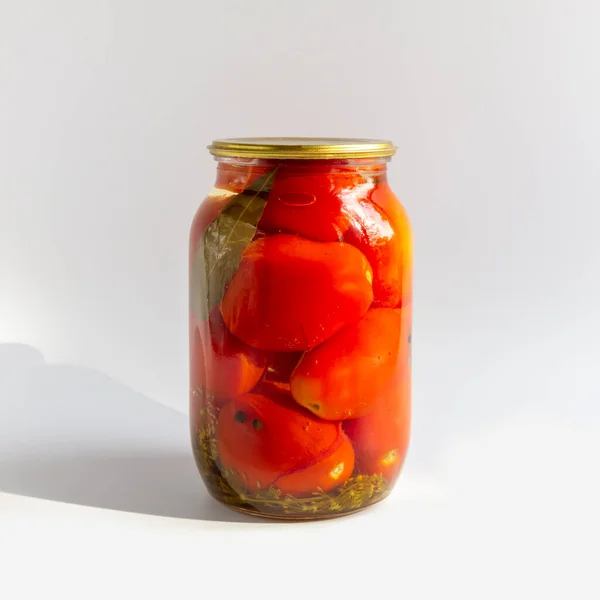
[258,167,372,242]
[290,308,402,420]
[220,233,374,351]
[191,306,267,401]
[216,382,350,494]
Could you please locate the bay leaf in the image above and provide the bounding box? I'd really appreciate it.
[190,169,277,320]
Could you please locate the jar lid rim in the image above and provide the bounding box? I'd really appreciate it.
[207,137,396,159]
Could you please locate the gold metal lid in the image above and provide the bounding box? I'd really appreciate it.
[207,137,396,160]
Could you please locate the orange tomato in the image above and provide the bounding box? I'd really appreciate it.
[220,233,374,351]
[290,308,402,420]
[258,167,370,242]
[343,370,411,482]
[274,433,354,495]
[216,382,352,494]
[343,305,412,481]
[354,181,412,307]
[191,306,267,401]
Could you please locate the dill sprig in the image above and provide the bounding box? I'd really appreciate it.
[191,389,390,517]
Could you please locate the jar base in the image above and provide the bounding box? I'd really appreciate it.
[193,431,394,521]
[219,496,388,522]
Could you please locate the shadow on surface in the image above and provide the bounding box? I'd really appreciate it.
[0,343,257,522]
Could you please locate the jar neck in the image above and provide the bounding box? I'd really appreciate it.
[213,156,389,192]
[215,155,390,168]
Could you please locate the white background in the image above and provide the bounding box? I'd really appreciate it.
[1,1,599,598]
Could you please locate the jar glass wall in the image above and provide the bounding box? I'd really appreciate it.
[189,139,412,520]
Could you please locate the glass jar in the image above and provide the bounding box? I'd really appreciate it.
[189,138,412,520]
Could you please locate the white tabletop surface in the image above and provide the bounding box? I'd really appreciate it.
[1,343,598,600]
